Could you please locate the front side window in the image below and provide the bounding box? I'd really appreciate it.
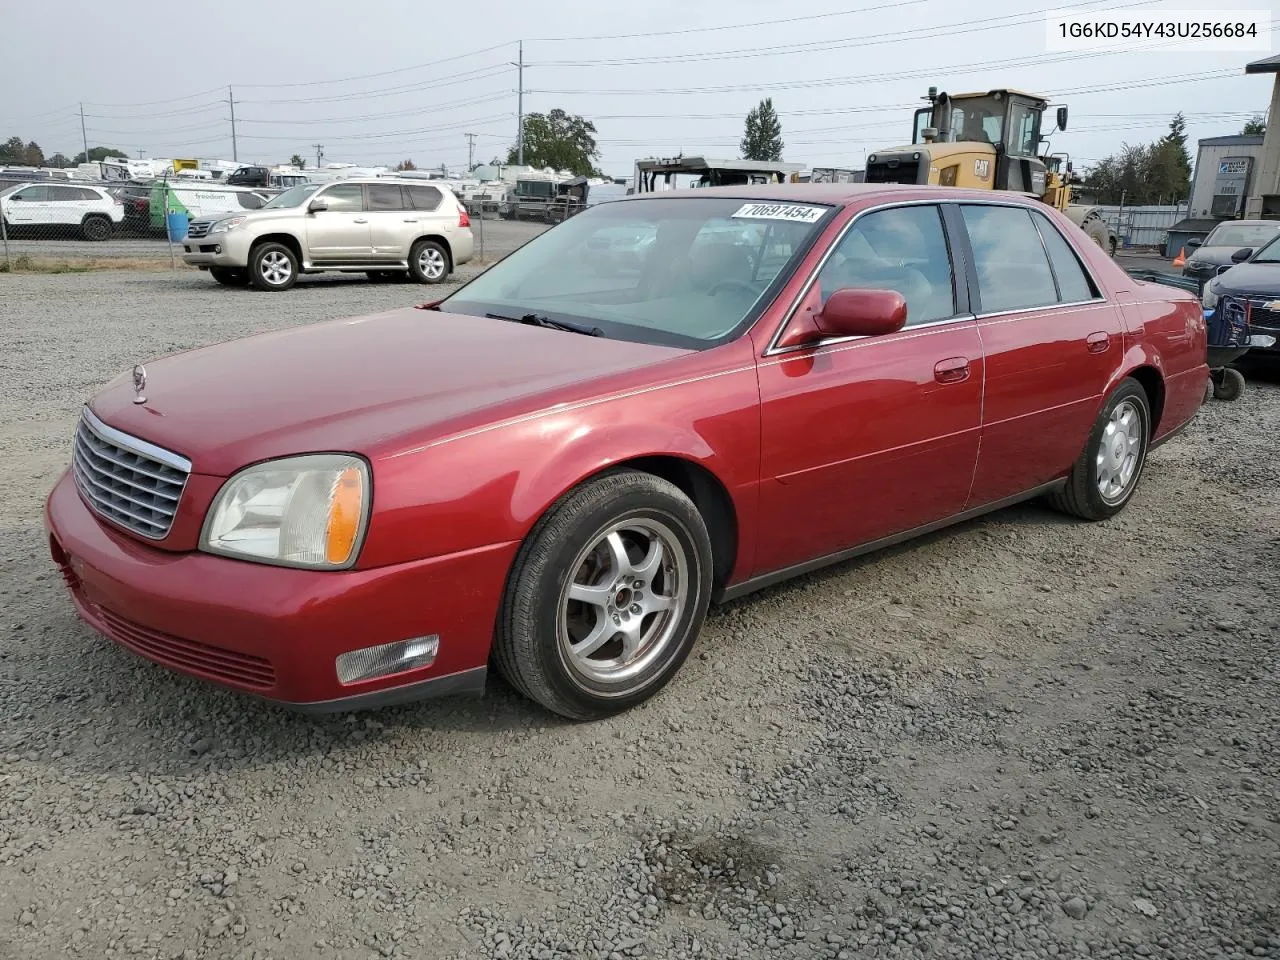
[440,196,834,348]
[1008,103,1039,156]
[961,205,1060,313]
[318,184,364,212]
[951,96,1004,144]
[13,185,49,202]
[816,205,957,327]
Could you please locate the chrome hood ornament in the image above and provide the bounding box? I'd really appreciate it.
[132,364,147,404]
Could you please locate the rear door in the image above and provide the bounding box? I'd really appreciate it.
[365,183,412,261]
[753,201,985,574]
[956,203,1126,505]
[304,183,370,261]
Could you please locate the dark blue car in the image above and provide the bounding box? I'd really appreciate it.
[1202,232,1280,361]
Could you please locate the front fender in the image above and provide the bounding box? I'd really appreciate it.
[356,356,761,570]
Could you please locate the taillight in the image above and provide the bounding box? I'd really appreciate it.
[457,205,470,228]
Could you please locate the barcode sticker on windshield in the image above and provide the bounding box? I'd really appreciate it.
[730,202,826,223]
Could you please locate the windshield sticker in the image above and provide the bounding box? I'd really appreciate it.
[730,202,826,223]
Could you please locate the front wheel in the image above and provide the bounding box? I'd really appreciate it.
[494,470,714,720]
[248,242,298,292]
[408,239,449,284]
[1048,378,1151,521]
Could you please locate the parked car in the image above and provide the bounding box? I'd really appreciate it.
[1181,219,1280,284]
[0,182,123,240]
[1201,232,1280,360]
[179,178,474,290]
[106,183,153,233]
[45,185,1207,720]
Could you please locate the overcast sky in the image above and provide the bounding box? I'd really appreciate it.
[1,0,1273,178]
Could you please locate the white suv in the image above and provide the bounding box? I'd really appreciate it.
[181,178,475,291]
[0,183,124,240]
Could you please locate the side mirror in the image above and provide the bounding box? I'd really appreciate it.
[1185,238,1202,249]
[1056,106,1068,131]
[307,197,328,213]
[1231,247,1253,263]
[816,288,908,338]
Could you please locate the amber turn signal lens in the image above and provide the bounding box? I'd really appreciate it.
[325,467,364,565]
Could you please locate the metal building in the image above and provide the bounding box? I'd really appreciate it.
[1244,54,1280,219]
[1186,135,1265,220]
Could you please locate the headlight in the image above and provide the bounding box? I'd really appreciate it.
[200,454,371,569]
[210,216,247,233]
[1202,281,1219,309]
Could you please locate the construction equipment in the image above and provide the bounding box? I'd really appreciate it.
[863,87,1115,255]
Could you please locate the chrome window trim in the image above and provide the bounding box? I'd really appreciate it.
[81,406,192,472]
[762,196,1111,357]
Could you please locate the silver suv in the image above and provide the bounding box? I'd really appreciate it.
[181,178,475,291]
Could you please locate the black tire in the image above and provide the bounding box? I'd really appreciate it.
[494,469,714,721]
[209,266,249,287]
[1083,216,1110,256]
[82,215,111,241]
[1048,377,1151,521]
[1212,367,1245,402]
[248,241,298,292]
[408,239,450,284]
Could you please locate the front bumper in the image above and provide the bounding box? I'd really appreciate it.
[180,228,255,268]
[44,470,517,712]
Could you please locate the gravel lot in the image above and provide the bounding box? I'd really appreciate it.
[1,262,1277,960]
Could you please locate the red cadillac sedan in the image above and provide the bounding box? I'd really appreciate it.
[45,185,1209,720]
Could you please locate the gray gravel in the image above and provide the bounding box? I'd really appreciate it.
[1,262,1277,960]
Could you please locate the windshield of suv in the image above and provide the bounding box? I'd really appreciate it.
[439,196,835,348]
[1204,222,1280,249]
[1251,234,1280,264]
[263,183,321,208]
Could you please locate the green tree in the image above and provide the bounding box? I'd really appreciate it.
[507,109,601,176]
[1081,114,1191,204]
[289,153,306,169]
[740,98,784,161]
[394,159,417,171]
[1242,114,1267,136]
[72,146,129,164]
[0,137,25,164]
[48,153,71,168]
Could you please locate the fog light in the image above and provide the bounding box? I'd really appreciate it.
[214,245,221,254]
[335,635,439,685]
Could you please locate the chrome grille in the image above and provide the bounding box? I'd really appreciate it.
[72,408,191,540]
[1247,299,1280,330]
[186,221,212,239]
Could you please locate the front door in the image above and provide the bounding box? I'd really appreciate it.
[754,202,985,575]
[304,183,370,261]
[955,203,1127,505]
[5,184,48,225]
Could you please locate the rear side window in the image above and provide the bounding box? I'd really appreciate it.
[77,187,103,201]
[48,186,82,201]
[1031,211,1099,303]
[960,205,1059,313]
[367,184,405,211]
[816,204,957,327]
[407,185,442,211]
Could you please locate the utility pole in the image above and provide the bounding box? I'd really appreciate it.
[313,144,324,168]
[514,41,525,166]
[79,103,89,163]
[137,148,146,160]
[465,132,477,171]
[227,86,238,162]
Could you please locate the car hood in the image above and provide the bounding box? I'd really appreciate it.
[1210,261,1280,297]
[1186,245,1250,268]
[88,307,691,476]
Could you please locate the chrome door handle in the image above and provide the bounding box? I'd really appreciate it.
[1086,331,1110,353]
[403,218,418,223]
[934,357,971,384]
[353,218,368,224]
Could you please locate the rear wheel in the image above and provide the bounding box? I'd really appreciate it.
[249,242,298,292]
[82,215,111,241]
[1083,216,1111,256]
[494,470,714,720]
[1048,378,1151,521]
[210,266,249,287]
[409,239,449,284]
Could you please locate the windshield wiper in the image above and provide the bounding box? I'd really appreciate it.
[485,312,602,337]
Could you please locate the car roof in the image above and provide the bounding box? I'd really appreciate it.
[1209,219,1280,228]
[613,183,1048,208]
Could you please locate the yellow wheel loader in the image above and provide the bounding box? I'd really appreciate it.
[863,88,1116,255]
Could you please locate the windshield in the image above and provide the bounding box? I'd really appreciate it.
[950,95,1004,145]
[1252,233,1280,264]
[439,196,834,348]
[1204,222,1280,249]
[263,183,321,208]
